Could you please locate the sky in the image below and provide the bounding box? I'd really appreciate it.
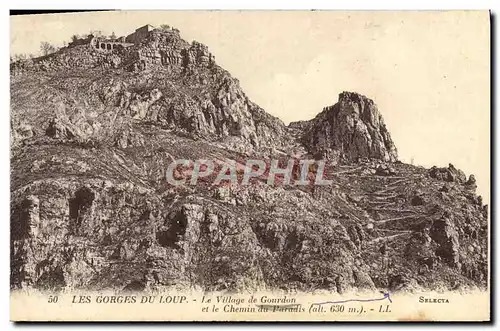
[10,11,490,201]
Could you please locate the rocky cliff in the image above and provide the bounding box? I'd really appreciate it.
[10,26,488,294]
[293,91,398,163]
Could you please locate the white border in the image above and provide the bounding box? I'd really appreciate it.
[2,1,498,330]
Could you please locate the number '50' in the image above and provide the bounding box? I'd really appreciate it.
[48,295,58,303]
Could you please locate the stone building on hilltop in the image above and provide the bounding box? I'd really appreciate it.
[125,24,155,44]
[69,24,157,52]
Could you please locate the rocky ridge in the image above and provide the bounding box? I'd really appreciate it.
[10,26,488,294]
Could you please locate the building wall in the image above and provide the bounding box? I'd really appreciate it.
[126,25,155,45]
[91,38,134,52]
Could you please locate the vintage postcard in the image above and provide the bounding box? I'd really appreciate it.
[10,10,490,321]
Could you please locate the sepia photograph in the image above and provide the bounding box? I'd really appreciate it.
[9,9,491,321]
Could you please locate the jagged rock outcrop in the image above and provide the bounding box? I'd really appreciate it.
[295,92,398,162]
[429,163,467,184]
[430,214,461,268]
[46,118,76,140]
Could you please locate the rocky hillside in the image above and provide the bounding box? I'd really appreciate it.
[10,26,488,294]
[10,28,286,153]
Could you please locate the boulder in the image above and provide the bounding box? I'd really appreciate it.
[46,118,76,140]
[429,164,467,184]
[430,216,460,268]
[376,164,397,176]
